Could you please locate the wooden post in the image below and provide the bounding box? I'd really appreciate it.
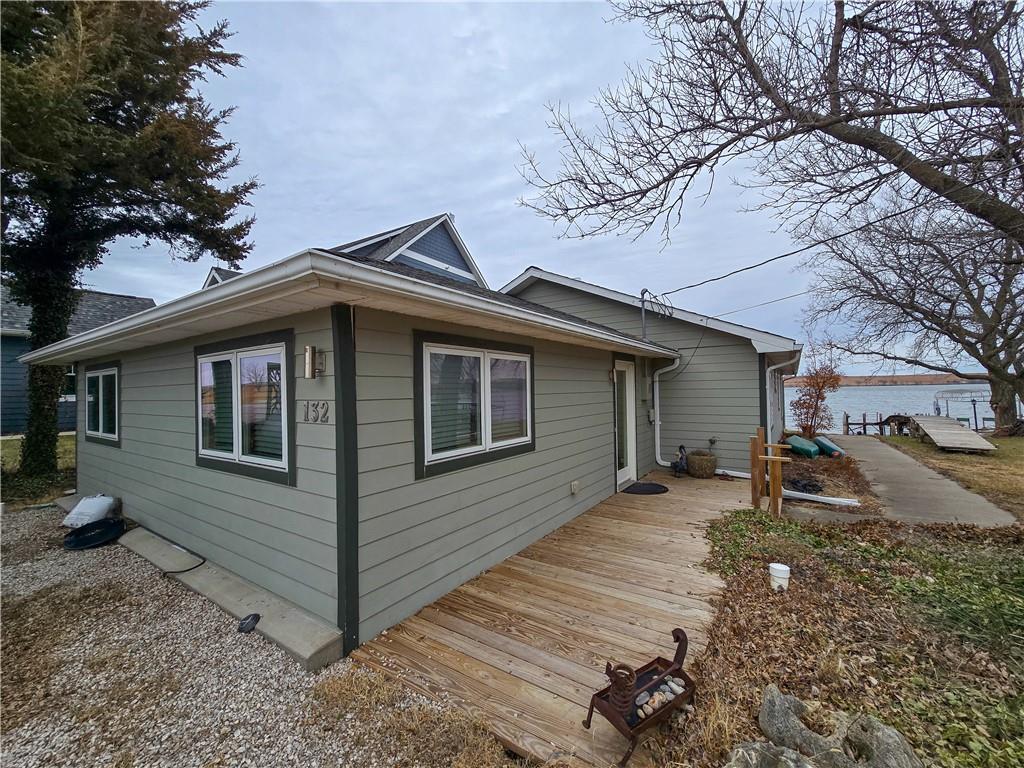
[749,436,761,509]
[843,412,849,435]
[756,426,766,493]
[761,455,792,517]
[862,413,867,435]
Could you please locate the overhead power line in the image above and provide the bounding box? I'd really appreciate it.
[714,290,811,317]
[659,160,1024,298]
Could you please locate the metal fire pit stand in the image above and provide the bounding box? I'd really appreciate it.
[582,628,696,767]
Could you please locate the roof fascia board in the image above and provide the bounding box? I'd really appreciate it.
[501,268,800,353]
[202,267,222,289]
[20,250,324,364]
[22,250,676,365]
[438,216,490,289]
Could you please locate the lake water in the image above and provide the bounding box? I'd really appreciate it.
[782,384,1013,434]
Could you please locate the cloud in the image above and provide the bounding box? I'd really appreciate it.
[93,2,825,365]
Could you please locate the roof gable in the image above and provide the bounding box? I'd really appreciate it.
[202,266,242,289]
[332,214,489,289]
[501,267,801,355]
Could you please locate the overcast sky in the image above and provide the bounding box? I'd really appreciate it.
[91,2,820,363]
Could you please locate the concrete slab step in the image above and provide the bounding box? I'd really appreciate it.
[120,527,343,670]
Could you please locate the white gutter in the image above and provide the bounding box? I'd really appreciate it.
[653,356,682,467]
[765,352,801,441]
[21,249,677,365]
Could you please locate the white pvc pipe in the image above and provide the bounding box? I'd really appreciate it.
[713,469,860,507]
[652,356,683,467]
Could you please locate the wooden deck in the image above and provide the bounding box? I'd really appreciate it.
[910,415,996,453]
[352,470,749,766]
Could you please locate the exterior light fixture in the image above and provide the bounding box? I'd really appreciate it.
[304,345,326,379]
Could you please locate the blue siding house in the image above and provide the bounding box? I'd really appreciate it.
[1,285,155,434]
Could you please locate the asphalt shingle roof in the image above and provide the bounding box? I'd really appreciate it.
[324,246,675,354]
[1,284,156,337]
[332,214,448,262]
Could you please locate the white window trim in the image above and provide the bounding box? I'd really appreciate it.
[196,342,289,472]
[423,342,532,465]
[85,368,118,440]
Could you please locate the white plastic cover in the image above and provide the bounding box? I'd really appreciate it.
[62,495,117,528]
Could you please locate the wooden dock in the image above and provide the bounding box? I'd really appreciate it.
[909,415,996,453]
[352,470,749,766]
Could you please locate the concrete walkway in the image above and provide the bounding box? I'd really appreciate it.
[832,435,1015,527]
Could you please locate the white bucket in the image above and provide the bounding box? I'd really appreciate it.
[768,563,791,592]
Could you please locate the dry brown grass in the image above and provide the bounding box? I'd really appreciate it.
[660,510,1023,768]
[884,435,1024,520]
[1,580,131,730]
[309,667,532,768]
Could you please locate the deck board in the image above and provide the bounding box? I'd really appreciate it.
[351,470,749,766]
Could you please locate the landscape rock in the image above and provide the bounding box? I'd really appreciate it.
[756,685,923,768]
[724,742,815,768]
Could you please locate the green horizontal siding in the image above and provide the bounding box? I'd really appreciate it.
[354,308,616,642]
[516,281,763,472]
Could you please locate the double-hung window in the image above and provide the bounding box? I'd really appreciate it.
[197,342,288,476]
[85,366,119,442]
[419,335,533,475]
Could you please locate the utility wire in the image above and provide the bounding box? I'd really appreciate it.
[659,160,1024,298]
[714,290,811,317]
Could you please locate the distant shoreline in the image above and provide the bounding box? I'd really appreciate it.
[784,373,972,388]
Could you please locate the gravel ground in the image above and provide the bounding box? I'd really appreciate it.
[0,504,433,768]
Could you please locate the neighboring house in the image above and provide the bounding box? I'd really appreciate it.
[21,213,799,660]
[501,268,803,472]
[1,285,155,435]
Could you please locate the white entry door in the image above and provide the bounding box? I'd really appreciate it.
[614,360,637,487]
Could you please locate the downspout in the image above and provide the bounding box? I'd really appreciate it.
[653,356,682,467]
[764,352,801,442]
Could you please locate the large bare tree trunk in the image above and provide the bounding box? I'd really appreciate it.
[989,378,1022,428]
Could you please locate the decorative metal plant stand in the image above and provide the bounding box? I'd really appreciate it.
[582,628,696,767]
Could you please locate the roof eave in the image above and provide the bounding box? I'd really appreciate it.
[502,267,801,353]
[21,251,677,365]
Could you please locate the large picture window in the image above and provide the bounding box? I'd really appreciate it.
[197,342,288,474]
[417,334,533,476]
[85,366,119,442]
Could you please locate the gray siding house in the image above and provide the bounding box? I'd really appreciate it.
[501,269,802,473]
[22,214,798,657]
[1,285,155,434]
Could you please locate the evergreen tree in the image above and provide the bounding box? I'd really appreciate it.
[2,1,257,474]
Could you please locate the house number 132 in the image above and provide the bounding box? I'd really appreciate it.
[302,400,331,424]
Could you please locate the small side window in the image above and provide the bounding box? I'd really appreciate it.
[85,366,119,442]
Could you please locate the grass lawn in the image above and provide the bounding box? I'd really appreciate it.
[884,435,1024,520]
[0,433,76,473]
[0,434,76,507]
[660,509,1024,768]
